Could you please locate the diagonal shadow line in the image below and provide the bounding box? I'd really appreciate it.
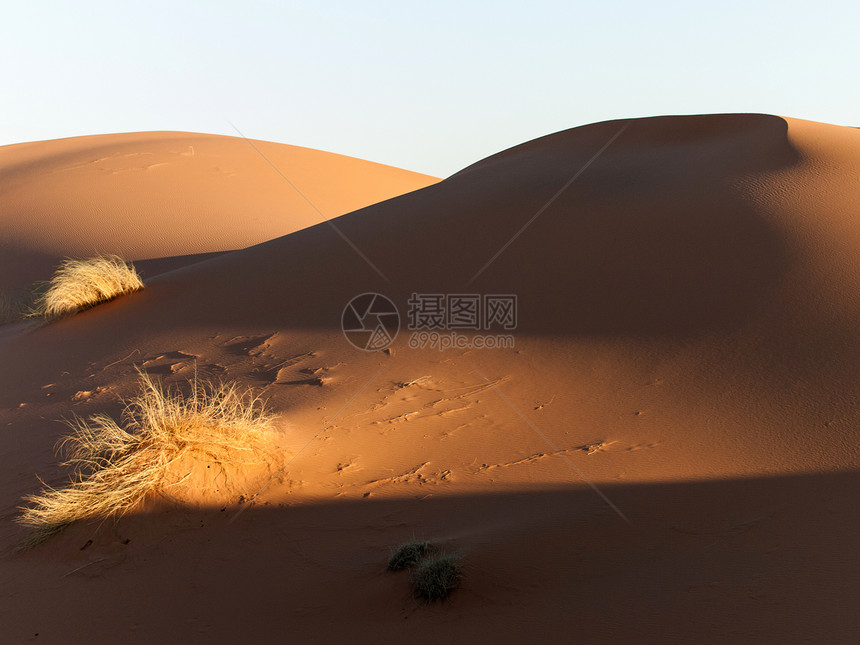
[230,363,389,522]
[468,121,630,285]
[468,362,632,525]
[227,120,391,283]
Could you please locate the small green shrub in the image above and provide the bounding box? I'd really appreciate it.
[0,289,34,324]
[410,553,462,601]
[387,540,432,571]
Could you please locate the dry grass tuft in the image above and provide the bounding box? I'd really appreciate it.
[34,254,144,317]
[17,370,279,546]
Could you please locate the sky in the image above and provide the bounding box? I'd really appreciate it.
[2,0,858,177]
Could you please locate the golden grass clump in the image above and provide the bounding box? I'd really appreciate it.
[18,371,278,546]
[34,254,144,317]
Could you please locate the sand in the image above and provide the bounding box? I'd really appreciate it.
[1,114,859,643]
[0,131,438,294]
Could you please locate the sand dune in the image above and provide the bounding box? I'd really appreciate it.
[2,115,860,643]
[0,131,438,294]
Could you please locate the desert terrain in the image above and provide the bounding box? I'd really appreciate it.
[2,114,859,643]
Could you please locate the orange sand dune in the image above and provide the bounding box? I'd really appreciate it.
[2,115,860,643]
[0,131,438,292]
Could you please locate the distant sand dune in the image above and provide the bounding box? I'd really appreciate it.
[0,131,438,292]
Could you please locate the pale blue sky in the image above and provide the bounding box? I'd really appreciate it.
[2,0,857,176]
